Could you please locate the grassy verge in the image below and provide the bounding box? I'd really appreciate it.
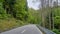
[0,18,29,32]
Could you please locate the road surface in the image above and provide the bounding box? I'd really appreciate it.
[0,24,43,34]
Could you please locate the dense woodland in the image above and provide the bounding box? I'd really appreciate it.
[0,0,60,34]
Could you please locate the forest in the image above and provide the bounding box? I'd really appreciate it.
[0,0,60,34]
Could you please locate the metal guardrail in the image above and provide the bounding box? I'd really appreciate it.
[37,25,56,34]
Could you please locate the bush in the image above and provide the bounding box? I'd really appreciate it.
[52,29,60,34]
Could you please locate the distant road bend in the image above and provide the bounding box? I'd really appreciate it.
[0,24,56,34]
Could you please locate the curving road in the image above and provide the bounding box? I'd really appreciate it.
[0,24,43,34]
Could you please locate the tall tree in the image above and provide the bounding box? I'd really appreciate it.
[3,0,16,18]
[14,0,28,21]
[40,0,45,27]
[56,0,58,6]
[0,0,8,19]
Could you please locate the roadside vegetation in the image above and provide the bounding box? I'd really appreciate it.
[0,0,60,34]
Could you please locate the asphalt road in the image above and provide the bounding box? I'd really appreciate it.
[1,24,43,34]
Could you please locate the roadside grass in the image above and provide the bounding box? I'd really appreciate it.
[0,18,29,32]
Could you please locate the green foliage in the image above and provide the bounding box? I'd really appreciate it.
[27,8,41,24]
[51,7,60,34]
[53,7,60,16]
[14,0,28,20]
[52,7,60,29]
[0,0,29,32]
[3,0,16,18]
[0,2,8,19]
[0,0,60,33]
[0,19,22,32]
[0,0,4,2]
[54,16,60,25]
[52,29,60,34]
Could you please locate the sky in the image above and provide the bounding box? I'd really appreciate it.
[27,0,40,10]
[27,0,60,10]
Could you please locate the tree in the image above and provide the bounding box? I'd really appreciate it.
[0,0,8,19]
[14,0,28,21]
[3,0,16,18]
[56,0,58,6]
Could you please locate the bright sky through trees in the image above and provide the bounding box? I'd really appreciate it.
[27,0,60,10]
[27,0,40,10]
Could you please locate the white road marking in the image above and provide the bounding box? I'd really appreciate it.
[21,30,26,33]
